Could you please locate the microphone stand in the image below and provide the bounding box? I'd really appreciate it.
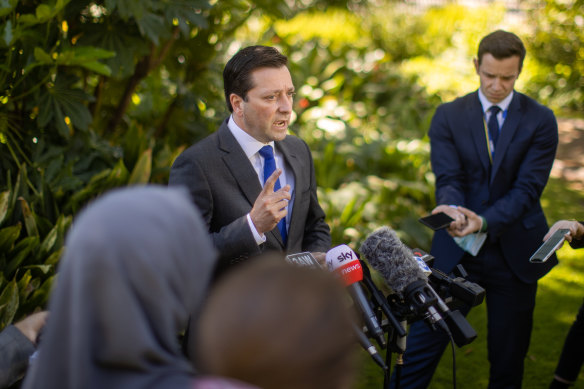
[383,318,407,389]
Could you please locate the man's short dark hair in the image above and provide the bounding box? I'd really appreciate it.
[477,30,526,72]
[223,45,288,112]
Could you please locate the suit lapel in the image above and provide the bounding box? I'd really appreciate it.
[216,122,263,207]
[468,93,491,175]
[275,139,302,248]
[491,93,522,184]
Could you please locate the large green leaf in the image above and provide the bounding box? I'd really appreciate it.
[37,75,94,135]
[17,270,33,302]
[67,160,129,212]
[5,236,39,277]
[38,220,58,258]
[106,0,148,20]
[0,279,19,330]
[18,197,39,237]
[163,0,211,34]
[33,47,53,64]
[0,0,17,18]
[0,190,9,225]
[44,247,64,267]
[136,12,166,45]
[0,224,21,253]
[128,149,152,185]
[79,20,148,79]
[56,46,116,76]
[17,0,71,25]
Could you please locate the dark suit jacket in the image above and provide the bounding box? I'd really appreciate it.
[0,325,35,388]
[429,90,558,283]
[169,119,331,273]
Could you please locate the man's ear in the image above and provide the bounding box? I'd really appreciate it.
[473,57,479,75]
[230,93,244,117]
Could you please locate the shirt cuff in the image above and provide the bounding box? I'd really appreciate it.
[480,216,488,233]
[247,214,266,245]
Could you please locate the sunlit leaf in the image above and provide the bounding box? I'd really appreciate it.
[0,224,21,253]
[38,222,58,257]
[0,191,10,225]
[45,247,64,266]
[128,148,152,185]
[24,265,52,274]
[18,197,39,237]
[33,47,53,64]
[0,280,19,330]
[5,236,39,276]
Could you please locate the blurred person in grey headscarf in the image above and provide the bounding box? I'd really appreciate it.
[22,186,217,389]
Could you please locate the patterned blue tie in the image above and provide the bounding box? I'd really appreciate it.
[488,105,501,151]
[259,145,287,245]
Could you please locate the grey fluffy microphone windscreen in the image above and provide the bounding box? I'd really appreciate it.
[359,226,427,296]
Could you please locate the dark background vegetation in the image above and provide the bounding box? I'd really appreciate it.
[1,0,583,387]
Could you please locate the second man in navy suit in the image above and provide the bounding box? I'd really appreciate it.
[392,30,559,388]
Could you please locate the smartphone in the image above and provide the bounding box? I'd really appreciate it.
[529,228,570,263]
[418,212,455,231]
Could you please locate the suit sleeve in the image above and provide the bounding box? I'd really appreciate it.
[169,151,261,263]
[0,325,35,388]
[300,141,331,253]
[570,222,584,249]
[429,105,467,206]
[482,108,558,237]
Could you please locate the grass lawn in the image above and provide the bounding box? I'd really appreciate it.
[356,176,584,388]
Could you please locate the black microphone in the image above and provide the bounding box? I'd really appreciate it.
[352,322,388,370]
[359,259,407,339]
[284,252,322,269]
[326,244,386,348]
[359,227,451,335]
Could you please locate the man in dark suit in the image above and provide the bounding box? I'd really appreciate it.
[546,220,584,389]
[391,30,559,388]
[169,45,331,276]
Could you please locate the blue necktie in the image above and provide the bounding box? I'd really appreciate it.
[259,145,287,245]
[488,105,501,151]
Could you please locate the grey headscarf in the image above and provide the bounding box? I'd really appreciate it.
[22,186,217,389]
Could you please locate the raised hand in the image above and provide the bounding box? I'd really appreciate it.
[250,169,291,235]
[448,206,483,237]
[544,220,584,242]
[432,204,467,231]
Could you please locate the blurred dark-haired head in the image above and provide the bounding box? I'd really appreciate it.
[193,255,358,389]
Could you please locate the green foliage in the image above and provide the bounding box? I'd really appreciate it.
[525,0,584,112]
[1,3,582,388]
[1,0,329,327]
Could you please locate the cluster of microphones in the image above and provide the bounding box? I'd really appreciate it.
[286,226,486,372]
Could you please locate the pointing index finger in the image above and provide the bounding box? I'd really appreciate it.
[262,168,282,193]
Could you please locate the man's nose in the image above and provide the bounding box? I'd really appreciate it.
[492,78,503,90]
[278,94,292,112]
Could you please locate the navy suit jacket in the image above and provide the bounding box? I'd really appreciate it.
[169,119,331,273]
[429,91,558,283]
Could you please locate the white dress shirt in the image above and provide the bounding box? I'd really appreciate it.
[227,115,295,245]
[478,89,513,154]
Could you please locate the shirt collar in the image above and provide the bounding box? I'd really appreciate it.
[477,88,514,114]
[227,115,274,159]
